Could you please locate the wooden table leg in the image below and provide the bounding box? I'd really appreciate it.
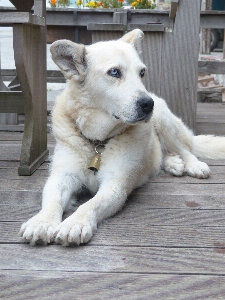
[13,23,48,175]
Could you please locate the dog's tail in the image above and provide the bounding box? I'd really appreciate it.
[192,135,225,159]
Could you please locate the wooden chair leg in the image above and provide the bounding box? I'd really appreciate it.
[13,23,48,175]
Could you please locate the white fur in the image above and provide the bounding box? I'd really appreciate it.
[18,29,225,246]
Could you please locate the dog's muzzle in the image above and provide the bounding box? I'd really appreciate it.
[135,96,154,122]
[137,97,154,115]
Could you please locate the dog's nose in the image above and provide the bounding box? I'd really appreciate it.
[137,97,154,114]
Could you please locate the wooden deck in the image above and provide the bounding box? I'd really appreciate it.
[0,102,225,299]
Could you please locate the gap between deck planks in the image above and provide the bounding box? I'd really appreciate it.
[0,103,225,299]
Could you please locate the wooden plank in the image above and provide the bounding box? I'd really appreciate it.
[34,0,45,17]
[134,182,225,196]
[1,165,225,183]
[0,197,225,225]
[200,11,225,28]
[0,168,49,180]
[2,221,225,247]
[87,23,126,31]
[160,0,200,130]
[198,75,214,83]
[0,12,45,27]
[197,115,225,122]
[200,85,223,90]
[3,205,225,226]
[196,122,225,136]
[1,244,225,274]
[197,103,225,116]
[1,271,225,300]
[45,9,174,28]
[169,0,179,20]
[0,178,46,191]
[13,15,48,175]
[1,190,225,209]
[0,132,55,143]
[198,61,225,75]
[1,69,66,83]
[0,92,24,114]
[140,32,163,99]
[127,24,165,32]
[127,10,174,28]
[0,144,53,161]
[0,161,50,169]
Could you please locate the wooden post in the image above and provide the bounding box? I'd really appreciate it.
[200,0,212,54]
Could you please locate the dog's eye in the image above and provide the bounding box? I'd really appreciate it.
[140,69,145,78]
[107,68,121,78]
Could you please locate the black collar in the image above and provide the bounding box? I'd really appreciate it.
[80,131,111,146]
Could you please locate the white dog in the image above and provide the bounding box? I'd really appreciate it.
[19,29,225,246]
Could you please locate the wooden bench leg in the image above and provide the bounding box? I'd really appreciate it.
[13,24,48,175]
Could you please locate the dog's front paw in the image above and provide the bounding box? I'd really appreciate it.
[54,211,97,246]
[18,212,61,246]
[185,161,210,179]
[164,154,185,177]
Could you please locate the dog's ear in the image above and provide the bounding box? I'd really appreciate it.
[50,40,87,81]
[119,29,144,49]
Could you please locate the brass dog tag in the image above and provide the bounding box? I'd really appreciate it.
[88,153,101,173]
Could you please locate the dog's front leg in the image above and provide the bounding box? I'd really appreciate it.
[18,173,82,245]
[54,181,128,246]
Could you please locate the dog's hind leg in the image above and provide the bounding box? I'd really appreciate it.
[163,153,185,176]
[153,95,210,178]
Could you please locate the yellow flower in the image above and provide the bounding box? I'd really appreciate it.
[131,1,137,6]
[76,0,82,4]
[137,0,142,2]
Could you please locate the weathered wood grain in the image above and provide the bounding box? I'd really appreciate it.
[1,190,225,210]
[133,182,225,196]
[0,91,24,113]
[0,12,45,26]
[169,0,179,20]
[0,144,54,161]
[1,165,225,182]
[196,122,225,136]
[0,177,224,195]
[1,244,225,275]
[0,161,50,169]
[3,205,225,226]
[1,271,225,300]
[0,179,46,191]
[198,61,225,75]
[0,132,55,143]
[160,0,200,130]
[2,221,225,248]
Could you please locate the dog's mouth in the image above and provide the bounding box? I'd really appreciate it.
[112,95,154,124]
[112,111,153,124]
[113,114,120,120]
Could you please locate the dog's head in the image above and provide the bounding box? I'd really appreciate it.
[50,29,154,124]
